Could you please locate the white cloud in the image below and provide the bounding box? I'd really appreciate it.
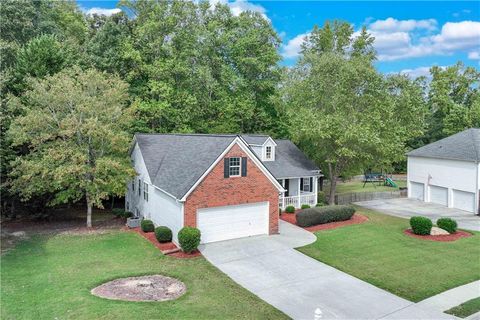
[397,65,446,79]
[468,50,480,60]
[84,7,121,16]
[281,33,309,59]
[369,17,437,32]
[208,0,269,21]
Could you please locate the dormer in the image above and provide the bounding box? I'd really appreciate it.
[262,138,276,161]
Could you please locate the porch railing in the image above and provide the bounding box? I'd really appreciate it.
[280,194,316,209]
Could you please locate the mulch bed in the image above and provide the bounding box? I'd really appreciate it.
[126,227,201,258]
[280,211,368,232]
[91,275,186,302]
[404,229,472,242]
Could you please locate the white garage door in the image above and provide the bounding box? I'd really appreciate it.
[197,202,269,244]
[410,182,424,200]
[429,185,448,206]
[452,189,475,213]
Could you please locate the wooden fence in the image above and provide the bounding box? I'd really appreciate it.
[327,189,407,205]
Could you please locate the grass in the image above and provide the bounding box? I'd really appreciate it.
[324,180,407,194]
[445,297,480,318]
[1,231,287,320]
[297,207,480,302]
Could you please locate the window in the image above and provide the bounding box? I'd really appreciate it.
[265,146,272,159]
[138,179,141,196]
[143,182,149,202]
[135,208,140,218]
[229,157,241,177]
[126,201,129,211]
[131,179,135,191]
[302,178,310,192]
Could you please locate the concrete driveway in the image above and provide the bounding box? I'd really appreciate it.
[355,198,480,231]
[199,221,455,319]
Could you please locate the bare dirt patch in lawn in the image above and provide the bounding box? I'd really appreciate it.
[91,275,186,302]
[280,212,368,232]
[403,229,472,242]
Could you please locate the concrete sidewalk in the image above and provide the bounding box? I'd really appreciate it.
[417,281,480,313]
[200,221,456,319]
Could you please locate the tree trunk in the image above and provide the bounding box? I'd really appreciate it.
[86,195,92,228]
[328,163,337,205]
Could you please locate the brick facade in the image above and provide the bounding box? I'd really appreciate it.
[184,143,279,234]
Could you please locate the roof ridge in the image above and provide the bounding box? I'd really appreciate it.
[135,133,238,137]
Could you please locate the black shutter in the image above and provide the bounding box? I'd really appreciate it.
[310,177,313,192]
[300,178,304,192]
[224,158,230,178]
[241,157,247,177]
[284,179,289,197]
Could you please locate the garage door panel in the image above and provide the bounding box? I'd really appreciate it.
[429,185,448,206]
[452,189,475,213]
[197,202,269,244]
[410,182,424,201]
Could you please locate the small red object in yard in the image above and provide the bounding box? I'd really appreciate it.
[126,227,201,258]
[280,211,368,232]
[403,229,472,242]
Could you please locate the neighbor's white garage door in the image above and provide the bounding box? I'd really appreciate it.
[452,189,475,213]
[410,182,424,200]
[197,202,269,244]
[429,185,448,206]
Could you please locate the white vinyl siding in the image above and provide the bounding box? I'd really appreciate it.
[197,202,269,243]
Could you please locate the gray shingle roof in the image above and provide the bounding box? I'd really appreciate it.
[135,134,236,199]
[263,140,320,179]
[242,135,269,145]
[134,134,321,199]
[407,128,480,162]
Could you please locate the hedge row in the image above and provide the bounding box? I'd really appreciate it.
[296,205,355,227]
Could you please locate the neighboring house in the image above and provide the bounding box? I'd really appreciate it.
[126,134,321,244]
[407,128,480,214]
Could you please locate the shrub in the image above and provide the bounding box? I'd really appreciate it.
[122,211,133,218]
[410,216,433,235]
[315,203,324,207]
[317,191,327,204]
[178,227,201,253]
[437,218,457,234]
[141,219,155,232]
[296,205,355,227]
[285,206,295,213]
[155,226,172,243]
[301,204,311,209]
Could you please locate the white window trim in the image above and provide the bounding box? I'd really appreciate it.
[143,182,149,202]
[229,157,241,177]
[302,177,311,192]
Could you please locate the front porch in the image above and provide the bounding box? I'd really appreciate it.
[278,177,318,209]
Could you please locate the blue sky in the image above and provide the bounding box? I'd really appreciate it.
[78,1,480,77]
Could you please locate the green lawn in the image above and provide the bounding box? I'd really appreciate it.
[324,179,407,194]
[445,297,480,318]
[1,231,287,320]
[298,208,480,302]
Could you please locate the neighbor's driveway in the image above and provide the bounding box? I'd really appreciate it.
[199,221,454,319]
[355,198,480,231]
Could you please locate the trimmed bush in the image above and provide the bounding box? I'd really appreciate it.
[141,219,155,232]
[155,226,173,243]
[317,191,327,204]
[410,216,433,235]
[315,203,324,207]
[122,211,133,218]
[178,227,201,253]
[437,218,457,234]
[301,204,311,209]
[296,205,355,227]
[285,205,295,213]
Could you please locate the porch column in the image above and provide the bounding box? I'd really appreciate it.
[314,176,318,206]
[298,179,301,208]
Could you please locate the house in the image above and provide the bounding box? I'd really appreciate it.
[126,133,321,244]
[407,128,480,214]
